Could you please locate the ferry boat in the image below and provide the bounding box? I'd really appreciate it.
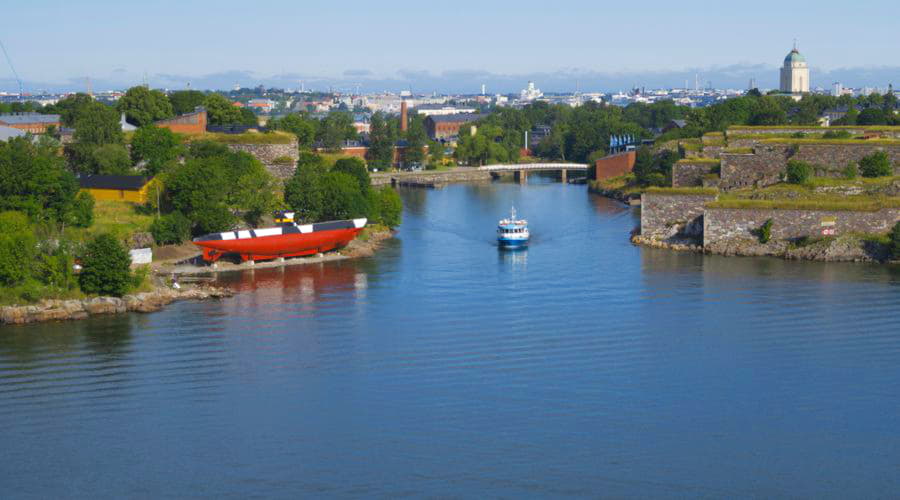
[193,211,366,263]
[497,207,529,248]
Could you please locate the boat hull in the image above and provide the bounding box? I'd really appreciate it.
[498,237,529,248]
[192,219,366,262]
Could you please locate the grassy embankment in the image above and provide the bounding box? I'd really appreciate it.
[709,176,900,211]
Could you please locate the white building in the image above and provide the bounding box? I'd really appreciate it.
[520,81,543,101]
[779,46,810,94]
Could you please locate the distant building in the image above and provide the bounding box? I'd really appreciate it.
[424,113,482,140]
[780,46,810,94]
[0,125,27,142]
[520,81,542,101]
[248,98,276,113]
[594,151,637,180]
[529,125,552,147]
[79,175,154,204]
[154,107,207,135]
[0,112,60,134]
[415,104,477,117]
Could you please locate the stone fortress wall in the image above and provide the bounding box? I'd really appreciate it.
[226,140,299,180]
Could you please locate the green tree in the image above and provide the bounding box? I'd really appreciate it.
[785,160,813,184]
[332,157,370,194]
[857,108,888,126]
[67,101,124,173]
[269,113,317,148]
[78,233,132,297]
[890,221,900,259]
[366,112,395,168]
[43,93,95,126]
[403,115,428,165]
[131,126,182,175]
[317,111,357,151]
[91,144,133,174]
[164,157,234,234]
[0,211,36,286]
[203,93,243,125]
[117,86,174,127]
[284,159,325,223]
[859,151,893,177]
[319,172,369,221]
[239,108,258,127]
[168,90,206,115]
[150,212,191,245]
[373,187,402,228]
[0,136,80,223]
[70,191,95,228]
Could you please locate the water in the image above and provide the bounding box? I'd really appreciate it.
[3,178,900,498]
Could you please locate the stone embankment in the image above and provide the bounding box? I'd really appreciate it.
[371,168,492,187]
[1,286,233,326]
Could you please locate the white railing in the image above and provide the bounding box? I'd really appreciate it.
[478,163,588,171]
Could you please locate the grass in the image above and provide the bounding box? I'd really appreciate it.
[805,175,899,188]
[677,157,721,164]
[760,137,900,146]
[710,181,900,211]
[728,125,900,132]
[317,152,362,168]
[184,131,295,145]
[590,173,644,196]
[645,186,719,196]
[356,223,390,242]
[78,200,156,242]
[722,147,754,154]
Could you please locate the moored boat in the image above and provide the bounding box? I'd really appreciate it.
[497,207,529,248]
[193,211,366,263]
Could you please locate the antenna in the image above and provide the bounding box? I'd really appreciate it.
[0,38,24,95]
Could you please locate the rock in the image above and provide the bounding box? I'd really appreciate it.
[129,232,156,249]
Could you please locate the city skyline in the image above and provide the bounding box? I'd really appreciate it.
[2,0,898,93]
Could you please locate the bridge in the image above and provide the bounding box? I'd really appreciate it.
[478,163,589,183]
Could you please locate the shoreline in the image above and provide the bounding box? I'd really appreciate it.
[1,227,395,327]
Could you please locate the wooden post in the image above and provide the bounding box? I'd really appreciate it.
[560,169,567,183]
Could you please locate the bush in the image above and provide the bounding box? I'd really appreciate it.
[318,172,369,221]
[78,233,132,297]
[150,212,192,245]
[70,191,95,227]
[891,221,900,259]
[373,187,402,228]
[823,130,852,139]
[791,132,806,138]
[759,219,773,244]
[842,164,858,180]
[271,155,295,165]
[859,151,893,178]
[332,157,370,193]
[91,144,133,174]
[785,160,813,184]
[131,126,182,175]
[0,211,36,286]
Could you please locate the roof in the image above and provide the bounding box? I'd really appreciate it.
[671,119,687,128]
[426,113,483,123]
[0,113,61,125]
[79,175,151,191]
[0,125,27,141]
[784,49,806,64]
[120,113,137,132]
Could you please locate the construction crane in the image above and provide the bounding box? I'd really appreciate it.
[0,38,24,95]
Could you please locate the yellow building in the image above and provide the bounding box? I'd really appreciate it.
[79,175,153,204]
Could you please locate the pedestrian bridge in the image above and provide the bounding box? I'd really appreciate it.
[478,163,589,182]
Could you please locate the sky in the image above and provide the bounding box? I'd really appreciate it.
[1,0,898,93]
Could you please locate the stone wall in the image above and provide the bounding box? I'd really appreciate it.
[727,126,900,139]
[227,139,299,180]
[719,143,900,190]
[703,207,900,246]
[672,161,719,187]
[370,168,493,187]
[640,193,718,240]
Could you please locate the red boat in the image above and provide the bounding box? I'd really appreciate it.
[192,212,367,263]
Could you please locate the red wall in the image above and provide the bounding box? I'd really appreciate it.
[595,151,636,179]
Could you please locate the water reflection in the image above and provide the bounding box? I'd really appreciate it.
[498,247,528,269]
[0,314,136,363]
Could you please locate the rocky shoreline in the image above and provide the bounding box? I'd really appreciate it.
[1,286,234,326]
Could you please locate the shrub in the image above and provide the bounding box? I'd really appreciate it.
[759,219,773,244]
[272,155,295,165]
[0,211,36,286]
[785,160,813,184]
[78,233,132,297]
[373,187,402,228]
[131,126,182,175]
[842,164,858,180]
[332,157,370,194]
[150,212,192,245]
[791,132,806,138]
[891,221,900,259]
[91,144,133,174]
[70,191,95,227]
[859,151,893,178]
[823,130,852,139]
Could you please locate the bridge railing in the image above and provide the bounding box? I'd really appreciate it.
[478,163,588,171]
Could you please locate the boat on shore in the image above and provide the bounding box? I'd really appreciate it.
[193,211,366,263]
[497,207,529,248]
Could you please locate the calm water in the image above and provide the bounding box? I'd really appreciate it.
[3,178,900,498]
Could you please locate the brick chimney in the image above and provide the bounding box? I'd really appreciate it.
[400,100,408,132]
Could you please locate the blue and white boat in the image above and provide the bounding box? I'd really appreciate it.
[497,207,529,248]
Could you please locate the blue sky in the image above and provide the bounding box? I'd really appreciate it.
[1,0,897,92]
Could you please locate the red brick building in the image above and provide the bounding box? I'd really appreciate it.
[154,108,207,135]
[594,150,636,180]
[424,113,482,140]
[0,113,61,134]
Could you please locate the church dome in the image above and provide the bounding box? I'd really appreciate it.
[784,49,806,64]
